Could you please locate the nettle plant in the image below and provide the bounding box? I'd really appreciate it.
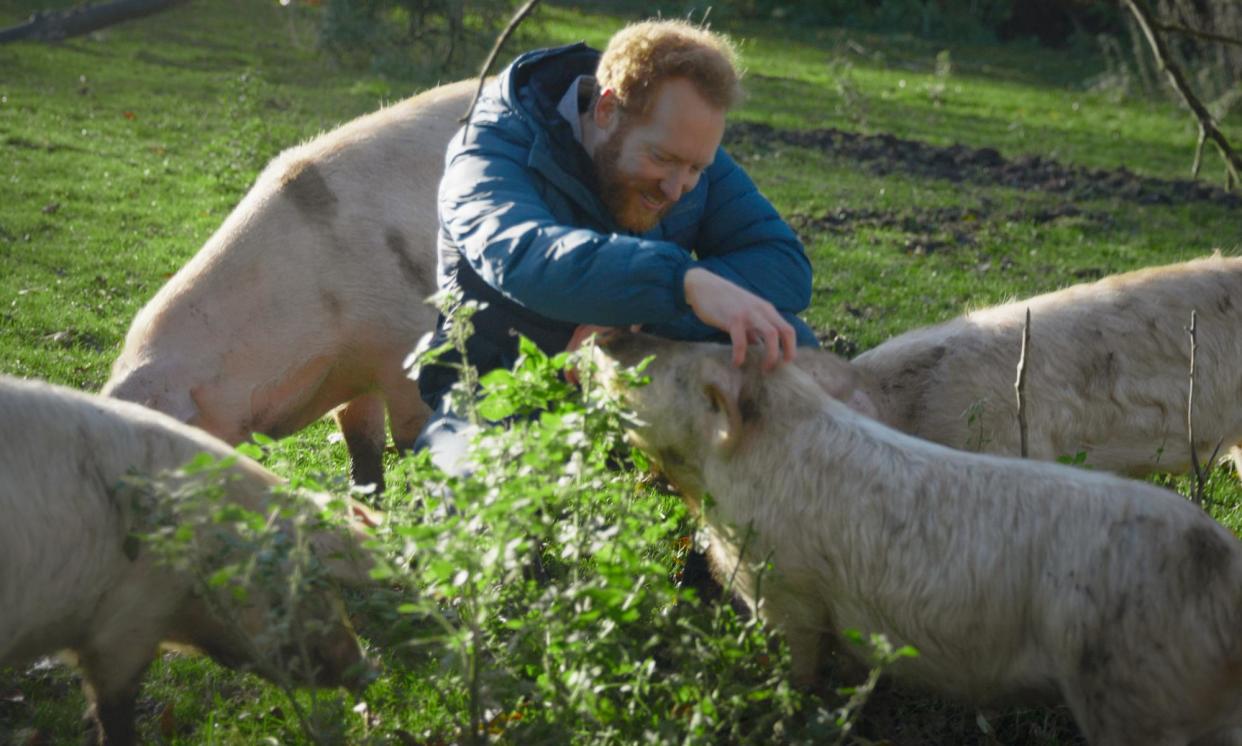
[130,456,364,743]
[138,291,910,743]
[359,293,897,744]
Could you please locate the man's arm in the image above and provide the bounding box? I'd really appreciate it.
[691,147,813,313]
[643,148,817,366]
[440,123,699,327]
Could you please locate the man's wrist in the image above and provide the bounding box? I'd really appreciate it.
[675,262,702,312]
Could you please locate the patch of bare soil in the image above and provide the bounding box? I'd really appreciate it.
[787,201,1116,260]
[726,121,1241,208]
[854,683,1086,746]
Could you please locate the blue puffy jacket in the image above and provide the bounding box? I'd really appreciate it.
[419,42,817,408]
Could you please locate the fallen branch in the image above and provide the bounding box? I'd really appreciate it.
[0,0,190,45]
[460,0,541,141]
[1120,0,1242,190]
[1014,308,1031,459]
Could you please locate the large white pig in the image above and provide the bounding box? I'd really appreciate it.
[0,375,374,746]
[844,254,1242,476]
[598,335,1242,746]
[104,80,478,491]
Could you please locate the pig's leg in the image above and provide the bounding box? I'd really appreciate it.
[1228,444,1242,479]
[1193,728,1242,746]
[1063,677,1185,746]
[784,624,825,689]
[77,640,157,746]
[335,394,387,493]
[382,373,430,453]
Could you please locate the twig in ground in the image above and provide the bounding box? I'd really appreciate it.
[1185,310,1226,506]
[1015,308,1031,459]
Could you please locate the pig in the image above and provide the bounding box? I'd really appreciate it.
[0,375,374,746]
[104,79,479,492]
[597,334,1242,746]
[849,253,1242,476]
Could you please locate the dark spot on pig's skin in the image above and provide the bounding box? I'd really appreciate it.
[320,288,343,321]
[738,394,760,424]
[1109,593,1128,623]
[1184,525,1231,589]
[881,345,946,424]
[1083,350,1118,399]
[385,229,432,292]
[656,446,688,472]
[281,161,338,221]
[1078,640,1112,678]
[1219,293,1234,315]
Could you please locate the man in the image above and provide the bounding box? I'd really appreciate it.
[417,19,817,473]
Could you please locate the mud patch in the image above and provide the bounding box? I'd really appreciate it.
[726,121,1241,208]
[789,201,1115,256]
[854,682,1086,746]
[816,328,860,357]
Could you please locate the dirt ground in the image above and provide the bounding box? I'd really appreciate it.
[726,121,1240,209]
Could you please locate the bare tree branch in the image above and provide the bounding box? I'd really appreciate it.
[0,0,190,45]
[1154,20,1242,50]
[460,0,541,141]
[1015,307,1031,459]
[1121,0,1242,191]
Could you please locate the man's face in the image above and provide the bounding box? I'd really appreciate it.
[593,78,726,233]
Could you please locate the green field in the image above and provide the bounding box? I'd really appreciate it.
[3,1,1242,743]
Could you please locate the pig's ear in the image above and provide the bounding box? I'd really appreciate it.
[700,357,744,455]
[845,389,881,420]
[798,348,853,401]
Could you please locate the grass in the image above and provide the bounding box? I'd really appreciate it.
[2,1,1242,743]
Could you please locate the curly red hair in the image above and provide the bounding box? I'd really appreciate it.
[596,19,744,119]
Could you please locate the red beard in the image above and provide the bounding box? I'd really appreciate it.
[593,128,672,234]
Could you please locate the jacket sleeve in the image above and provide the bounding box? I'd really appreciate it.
[642,148,818,346]
[439,120,696,327]
[690,148,813,314]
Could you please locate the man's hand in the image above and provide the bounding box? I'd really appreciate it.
[683,267,796,370]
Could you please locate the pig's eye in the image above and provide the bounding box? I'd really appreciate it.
[704,386,721,413]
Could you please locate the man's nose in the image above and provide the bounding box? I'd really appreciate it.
[660,167,695,201]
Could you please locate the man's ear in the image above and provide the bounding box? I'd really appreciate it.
[699,356,744,455]
[594,87,620,130]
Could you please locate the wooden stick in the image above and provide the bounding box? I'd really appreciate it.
[459,0,542,142]
[1015,308,1031,459]
[1187,309,1206,506]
